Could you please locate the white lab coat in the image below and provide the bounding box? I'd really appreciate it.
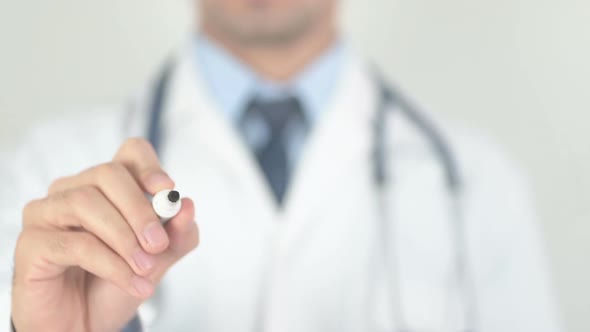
[0,44,561,332]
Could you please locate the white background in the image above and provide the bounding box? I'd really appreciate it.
[0,0,588,330]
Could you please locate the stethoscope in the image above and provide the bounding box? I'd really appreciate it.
[141,61,479,332]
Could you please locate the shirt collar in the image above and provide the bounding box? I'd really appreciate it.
[194,34,347,126]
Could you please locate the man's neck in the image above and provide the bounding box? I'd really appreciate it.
[201,20,337,82]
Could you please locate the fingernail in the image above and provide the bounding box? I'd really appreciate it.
[132,276,154,297]
[146,172,172,190]
[143,221,168,249]
[133,249,155,272]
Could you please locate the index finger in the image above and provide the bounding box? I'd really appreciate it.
[113,137,175,194]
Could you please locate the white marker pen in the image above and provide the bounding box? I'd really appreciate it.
[152,189,182,224]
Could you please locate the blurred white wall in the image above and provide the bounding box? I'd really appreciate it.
[0,0,588,331]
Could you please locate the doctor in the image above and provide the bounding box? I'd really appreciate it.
[1,0,560,331]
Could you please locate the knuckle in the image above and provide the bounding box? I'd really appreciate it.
[96,209,117,230]
[122,137,152,154]
[107,258,129,281]
[65,185,101,207]
[48,232,72,256]
[21,199,41,226]
[48,176,68,193]
[138,168,157,183]
[94,162,127,181]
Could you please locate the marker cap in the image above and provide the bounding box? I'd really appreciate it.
[152,189,182,223]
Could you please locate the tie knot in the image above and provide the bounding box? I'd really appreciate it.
[244,95,305,135]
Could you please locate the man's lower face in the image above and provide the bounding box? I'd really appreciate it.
[198,0,335,45]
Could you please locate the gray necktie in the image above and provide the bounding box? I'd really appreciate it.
[241,96,306,204]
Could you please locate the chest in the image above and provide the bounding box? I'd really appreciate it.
[147,130,456,331]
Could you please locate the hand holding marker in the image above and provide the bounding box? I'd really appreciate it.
[11,138,199,332]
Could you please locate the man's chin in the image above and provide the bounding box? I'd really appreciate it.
[218,15,318,47]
